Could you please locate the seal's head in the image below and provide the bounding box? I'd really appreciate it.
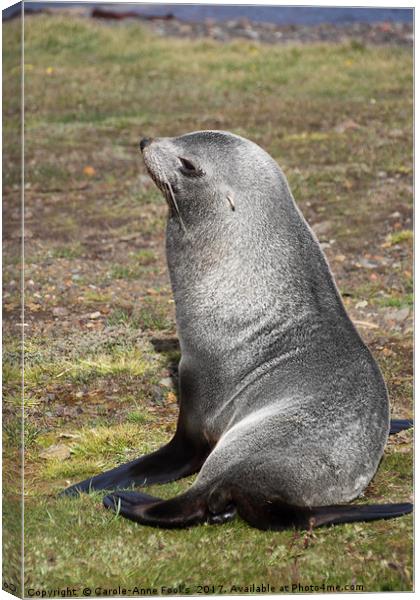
[140,130,283,234]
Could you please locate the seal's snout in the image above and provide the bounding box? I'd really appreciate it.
[140,137,153,152]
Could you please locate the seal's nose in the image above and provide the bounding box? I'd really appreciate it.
[140,137,152,152]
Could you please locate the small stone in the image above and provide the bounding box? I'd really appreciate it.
[58,432,81,440]
[312,221,332,236]
[335,119,361,134]
[358,258,378,269]
[159,377,173,388]
[88,311,101,320]
[52,306,69,317]
[40,444,71,461]
[384,307,410,322]
[389,129,404,138]
[355,300,368,309]
[151,385,165,405]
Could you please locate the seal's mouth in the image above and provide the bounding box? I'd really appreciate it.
[141,146,187,234]
[142,147,173,201]
[142,149,166,193]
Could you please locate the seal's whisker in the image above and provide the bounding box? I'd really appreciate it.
[162,173,188,235]
[144,152,187,235]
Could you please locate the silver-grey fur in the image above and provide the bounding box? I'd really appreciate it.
[143,130,389,509]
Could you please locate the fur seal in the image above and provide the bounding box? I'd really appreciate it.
[64,131,412,530]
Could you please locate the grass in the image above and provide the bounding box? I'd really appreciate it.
[20,336,163,395]
[50,243,85,259]
[376,294,413,309]
[2,12,413,595]
[388,230,413,245]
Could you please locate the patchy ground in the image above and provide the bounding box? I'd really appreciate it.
[3,14,413,594]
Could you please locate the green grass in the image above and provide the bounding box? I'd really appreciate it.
[20,494,413,592]
[376,294,413,309]
[388,230,413,245]
[133,249,157,265]
[2,12,413,594]
[50,243,85,259]
[22,341,162,392]
[106,301,171,331]
[138,297,172,331]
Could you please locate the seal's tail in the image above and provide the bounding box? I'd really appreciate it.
[103,488,412,531]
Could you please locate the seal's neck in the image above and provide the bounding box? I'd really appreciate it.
[166,191,345,359]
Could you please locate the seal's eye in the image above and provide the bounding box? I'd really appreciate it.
[179,157,204,177]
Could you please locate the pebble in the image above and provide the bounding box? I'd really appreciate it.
[335,119,361,133]
[88,311,102,319]
[138,18,413,47]
[312,221,332,236]
[40,444,71,461]
[384,307,410,322]
[52,306,69,317]
[39,9,413,47]
[355,300,368,309]
[357,257,378,269]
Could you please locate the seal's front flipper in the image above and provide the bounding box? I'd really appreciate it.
[103,489,237,528]
[389,419,413,435]
[61,434,208,497]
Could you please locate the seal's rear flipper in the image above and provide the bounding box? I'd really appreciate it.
[103,490,237,528]
[389,419,413,435]
[228,485,413,530]
[236,495,413,531]
[311,502,413,527]
[103,487,412,531]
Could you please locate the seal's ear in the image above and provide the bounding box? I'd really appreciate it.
[226,192,235,212]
